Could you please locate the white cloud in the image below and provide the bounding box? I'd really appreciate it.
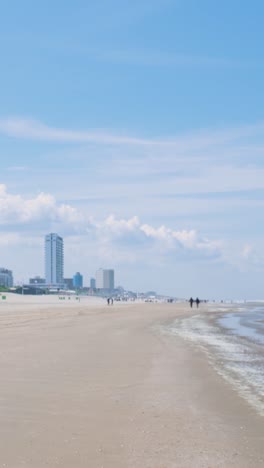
[0,184,83,225]
[239,243,264,270]
[0,185,221,261]
[0,116,264,152]
[140,223,221,254]
[7,166,28,172]
[242,244,253,259]
[0,117,152,145]
[92,48,242,68]
[101,215,141,234]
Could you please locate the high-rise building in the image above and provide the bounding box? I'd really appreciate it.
[95,269,114,290]
[45,233,64,286]
[90,277,96,289]
[0,268,13,288]
[73,272,83,289]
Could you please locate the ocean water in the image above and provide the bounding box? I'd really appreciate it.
[166,303,264,416]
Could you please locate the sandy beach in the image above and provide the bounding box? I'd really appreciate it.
[0,295,263,467]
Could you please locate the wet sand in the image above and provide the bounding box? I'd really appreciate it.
[0,295,263,467]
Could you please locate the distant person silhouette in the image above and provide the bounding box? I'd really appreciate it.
[189,297,194,308]
[195,297,200,308]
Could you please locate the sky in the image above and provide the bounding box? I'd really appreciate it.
[1,0,264,299]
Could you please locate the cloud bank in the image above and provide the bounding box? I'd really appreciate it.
[0,185,221,261]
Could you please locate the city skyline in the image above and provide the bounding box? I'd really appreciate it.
[32,235,115,291]
[1,1,264,299]
[1,232,117,292]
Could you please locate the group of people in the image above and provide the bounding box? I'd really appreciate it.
[107,297,114,305]
[189,297,200,308]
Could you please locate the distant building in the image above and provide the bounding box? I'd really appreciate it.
[90,277,96,289]
[29,276,45,285]
[45,233,64,287]
[146,291,157,297]
[73,272,83,289]
[0,268,13,288]
[95,269,114,290]
[64,278,74,290]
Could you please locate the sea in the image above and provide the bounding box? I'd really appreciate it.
[166,302,264,416]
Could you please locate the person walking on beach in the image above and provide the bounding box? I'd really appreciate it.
[189,297,194,308]
[195,297,200,308]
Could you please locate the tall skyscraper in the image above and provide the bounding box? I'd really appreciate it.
[45,233,64,286]
[95,269,114,290]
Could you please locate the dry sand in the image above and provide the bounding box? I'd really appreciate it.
[0,294,263,467]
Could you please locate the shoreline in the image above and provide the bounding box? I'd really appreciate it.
[166,303,264,417]
[0,298,263,467]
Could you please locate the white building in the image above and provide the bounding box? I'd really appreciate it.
[45,233,64,286]
[95,269,114,290]
[0,268,13,288]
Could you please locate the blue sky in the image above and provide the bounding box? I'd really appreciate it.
[1,0,264,299]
